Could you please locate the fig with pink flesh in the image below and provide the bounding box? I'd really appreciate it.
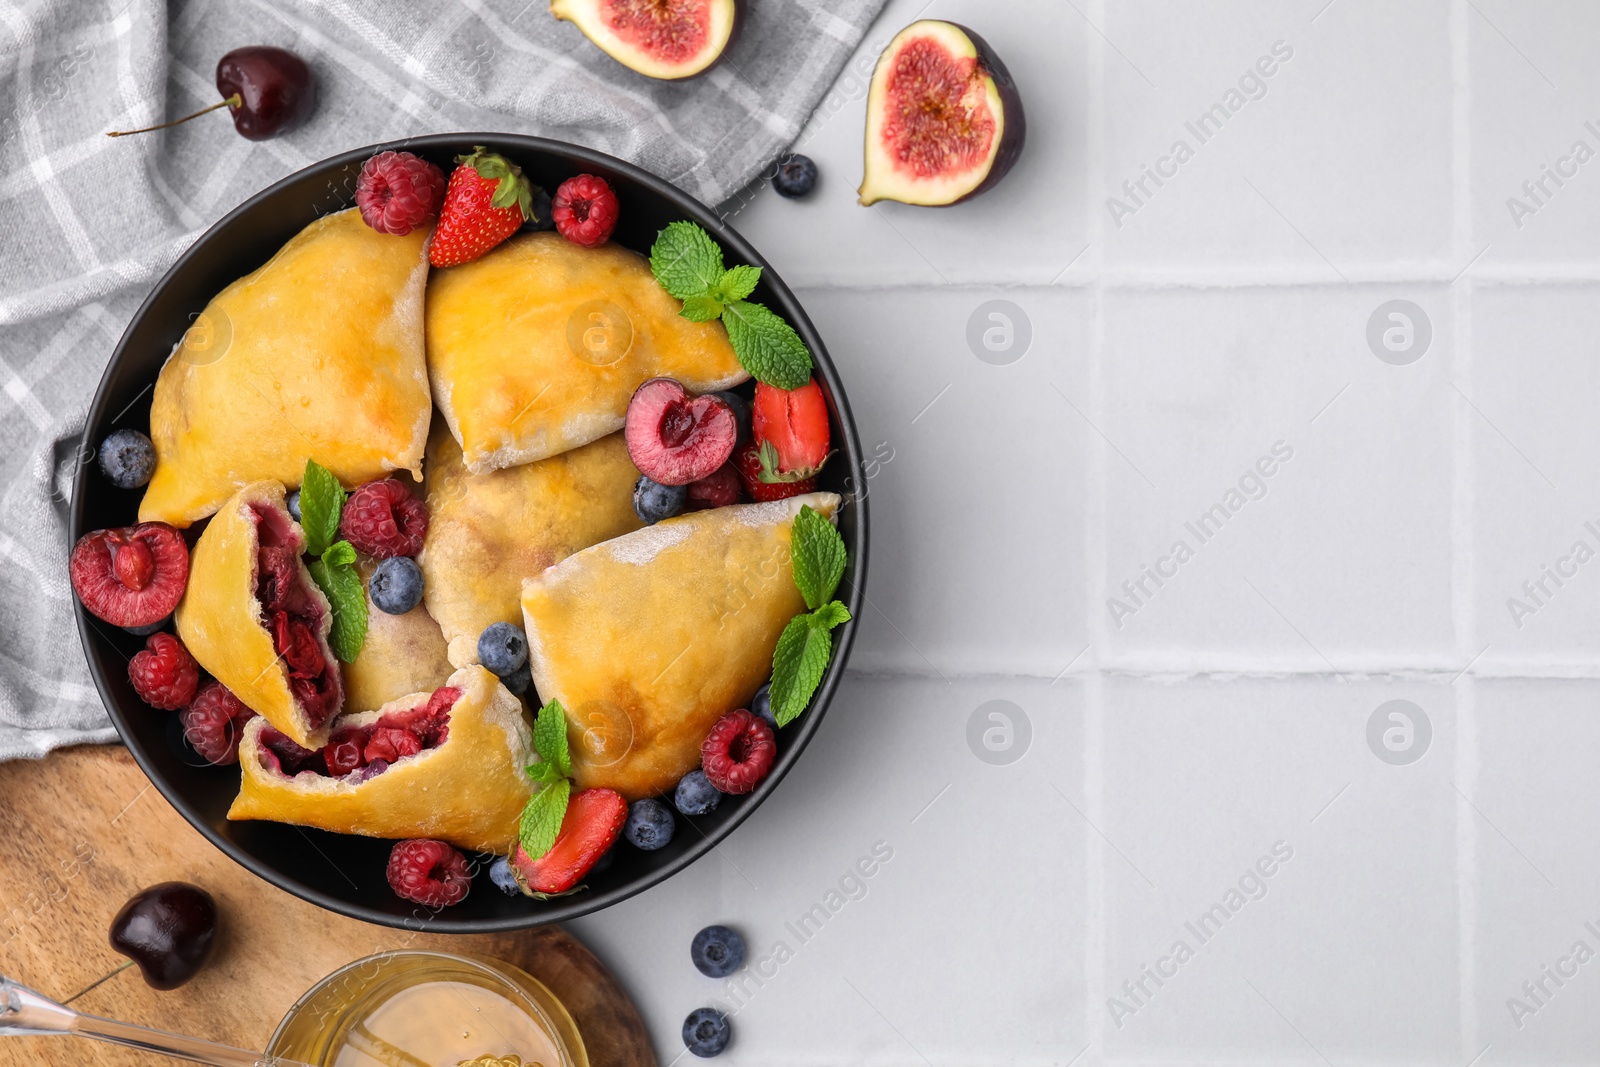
[858,20,1026,207]
[626,378,738,486]
[550,0,740,80]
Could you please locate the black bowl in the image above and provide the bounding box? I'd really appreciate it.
[71,134,867,932]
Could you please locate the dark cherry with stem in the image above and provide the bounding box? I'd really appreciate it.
[107,46,315,141]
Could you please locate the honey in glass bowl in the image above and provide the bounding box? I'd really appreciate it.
[267,951,588,1067]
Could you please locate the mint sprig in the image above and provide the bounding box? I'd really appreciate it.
[295,460,366,663]
[519,700,574,859]
[298,459,344,557]
[649,221,813,390]
[768,505,851,726]
[307,539,366,663]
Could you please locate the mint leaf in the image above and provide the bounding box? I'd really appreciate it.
[714,264,761,304]
[322,539,356,569]
[650,221,724,301]
[770,614,832,726]
[721,300,812,390]
[527,761,564,787]
[299,460,344,557]
[810,600,852,630]
[534,700,570,778]
[679,293,724,323]
[519,777,571,860]
[308,553,366,663]
[789,505,845,610]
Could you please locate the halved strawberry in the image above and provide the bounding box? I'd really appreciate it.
[429,147,534,268]
[510,788,628,895]
[752,379,831,482]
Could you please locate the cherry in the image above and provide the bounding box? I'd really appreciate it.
[107,46,315,141]
[109,882,219,991]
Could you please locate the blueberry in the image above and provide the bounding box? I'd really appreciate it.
[525,187,555,231]
[624,798,675,851]
[488,855,522,896]
[285,489,302,522]
[713,391,751,447]
[478,622,528,677]
[673,770,721,816]
[772,153,818,199]
[749,682,775,728]
[691,925,746,978]
[124,614,171,637]
[98,429,156,490]
[503,660,532,697]
[369,556,424,615]
[634,476,686,525]
[682,1007,731,1058]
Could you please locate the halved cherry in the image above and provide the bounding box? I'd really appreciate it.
[625,378,737,486]
[70,524,189,628]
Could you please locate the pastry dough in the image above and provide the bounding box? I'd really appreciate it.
[228,665,535,853]
[176,480,343,750]
[520,493,841,800]
[426,231,748,473]
[342,555,454,712]
[140,208,432,526]
[420,422,643,668]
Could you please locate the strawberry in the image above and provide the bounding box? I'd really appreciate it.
[510,788,628,895]
[734,441,814,503]
[429,147,534,268]
[752,379,832,481]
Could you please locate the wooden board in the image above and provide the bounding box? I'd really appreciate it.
[0,745,656,1067]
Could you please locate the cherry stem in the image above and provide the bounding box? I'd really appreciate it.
[106,94,242,138]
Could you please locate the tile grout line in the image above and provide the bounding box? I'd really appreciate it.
[1450,0,1480,1056]
[1083,0,1109,1056]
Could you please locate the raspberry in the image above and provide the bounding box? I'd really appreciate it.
[127,633,199,710]
[700,708,775,795]
[70,523,189,628]
[339,479,428,558]
[355,151,446,236]
[180,682,256,765]
[552,174,619,247]
[734,442,815,503]
[386,839,472,907]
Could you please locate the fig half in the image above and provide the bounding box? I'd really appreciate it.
[858,20,1026,207]
[550,0,739,80]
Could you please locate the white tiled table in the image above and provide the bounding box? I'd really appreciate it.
[570,1,1600,1064]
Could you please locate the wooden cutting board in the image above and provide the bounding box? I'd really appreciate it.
[0,745,656,1067]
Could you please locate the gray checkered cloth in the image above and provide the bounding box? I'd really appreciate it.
[0,0,885,760]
